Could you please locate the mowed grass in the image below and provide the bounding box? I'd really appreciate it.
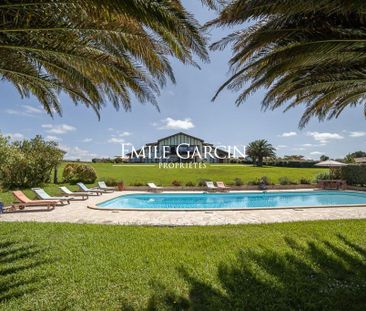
[0,220,365,310]
[57,162,326,186]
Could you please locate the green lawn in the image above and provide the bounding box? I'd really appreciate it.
[0,220,365,310]
[57,162,326,186]
[0,163,326,206]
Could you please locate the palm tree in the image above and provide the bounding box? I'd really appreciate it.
[208,1,366,127]
[246,139,276,166]
[0,1,208,116]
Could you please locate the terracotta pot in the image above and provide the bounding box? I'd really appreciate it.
[117,182,124,191]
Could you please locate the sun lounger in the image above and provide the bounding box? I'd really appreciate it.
[32,188,73,204]
[77,182,104,195]
[11,190,58,211]
[97,181,115,192]
[59,186,89,199]
[147,183,163,192]
[216,181,231,192]
[205,181,218,192]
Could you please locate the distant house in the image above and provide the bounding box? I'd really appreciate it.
[124,132,231,163]
[354,157,366,165]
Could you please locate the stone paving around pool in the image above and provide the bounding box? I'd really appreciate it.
[1,190,366,226]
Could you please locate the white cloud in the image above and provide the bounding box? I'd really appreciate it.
[276,145,287,149]
[156,117,195,130]
[82,138,93,143]
[279,131,297,137]
[107,131,131,144]
[60,144,97,161]
[42,124,76,134]
[45,135,62,142]
[108,137,125,144]
[298,143,325,148]
[349,131,366,138]
[23,105,43,114]
[118,131,131,137]
[4,132,24,140]
[310,151,322,155]
[307,131,344,144]
[5,109,18,115]
[5,105,43,117]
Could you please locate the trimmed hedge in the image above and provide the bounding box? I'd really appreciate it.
[266,161,317,168]
[62,163,97,184]
[341,165,366,186]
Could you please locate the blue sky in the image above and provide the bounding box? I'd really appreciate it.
[0,1,365,161]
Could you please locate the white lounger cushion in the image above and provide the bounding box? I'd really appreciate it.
[205,181,217,188]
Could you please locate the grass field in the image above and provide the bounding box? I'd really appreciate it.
[57,162,326,186]
[0,163,326,206]
[0,220,365,310]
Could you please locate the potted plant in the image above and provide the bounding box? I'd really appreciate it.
[117,180,125,191]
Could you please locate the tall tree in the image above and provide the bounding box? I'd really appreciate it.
[344,151,366,163]
[0,0,208,116]
[246,139,276,166]
[0,134,65,188]
[208,1,366,127]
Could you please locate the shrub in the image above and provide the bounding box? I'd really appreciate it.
[185,181,195,187]
[260,176,271,185]
[197,179,206,187]
[315,172,331,182]
[233,178,243,186]
[279,176,290,185]
[75,165,97,184]
[247,179,260,186]
[104,177,118,186]
[114,157,123,164]
[341,165,366,186]
[62,164,75,179]
[63,163,97,184]
[92,158,114,163]
[266,160,317,168]
[0,135,64,189]
[299,177,311,184]
[172,180,182,187]
[131,182,144,186]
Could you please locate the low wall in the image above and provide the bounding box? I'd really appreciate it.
[347,185,366,192]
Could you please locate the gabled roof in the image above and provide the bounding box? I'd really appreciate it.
[216,148,231,156]
[121,132,235,158]
[157,132,204,143]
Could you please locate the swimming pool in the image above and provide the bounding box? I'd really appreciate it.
[95,191,366,210]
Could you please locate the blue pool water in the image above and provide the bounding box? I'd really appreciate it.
[96,191,366,210]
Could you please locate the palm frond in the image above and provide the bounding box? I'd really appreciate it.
[0,0,208,116]
[209,0,366,126]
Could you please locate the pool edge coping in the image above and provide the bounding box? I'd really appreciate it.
[87,189,366,212]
